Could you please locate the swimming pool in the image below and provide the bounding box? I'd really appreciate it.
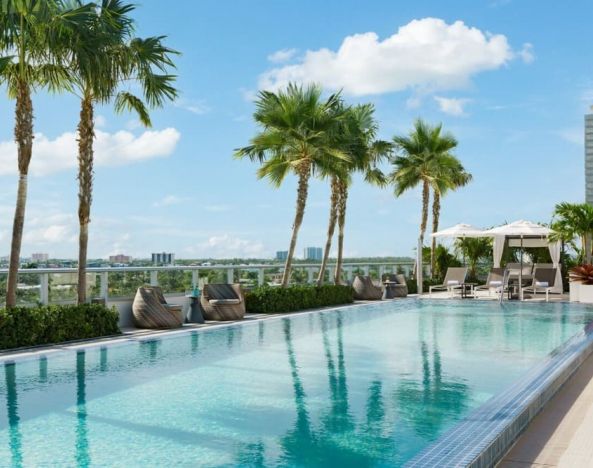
[1,300,593,467]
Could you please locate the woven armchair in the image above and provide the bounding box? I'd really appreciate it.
[132,286,184,329]
[382,274,408,298]
[200,283,245,321]
[352,275,383,300]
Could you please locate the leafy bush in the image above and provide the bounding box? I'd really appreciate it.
[245,285,354,314]
[0,304,120,350]
[405,278,442,294]
[570,264,593,285]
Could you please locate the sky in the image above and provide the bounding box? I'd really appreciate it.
[0,0,591,260]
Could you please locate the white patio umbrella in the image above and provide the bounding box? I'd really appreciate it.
[430,223,485,238]
[482,220,559,300]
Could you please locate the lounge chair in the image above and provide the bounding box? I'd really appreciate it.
[522,267,557,302]
[132,286,184,329]
[474,268,505,297]
[429,267,468,297]
[382,274,408,298]
[352,275,383,300]
[200,283,245,321]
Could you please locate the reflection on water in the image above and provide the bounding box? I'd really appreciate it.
[1,301,593,466]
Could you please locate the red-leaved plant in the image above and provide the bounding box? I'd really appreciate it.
[569,265,593,285]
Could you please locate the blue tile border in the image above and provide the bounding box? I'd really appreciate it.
[406,320,593,468]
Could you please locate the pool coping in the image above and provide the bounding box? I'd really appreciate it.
[406,309,593,468]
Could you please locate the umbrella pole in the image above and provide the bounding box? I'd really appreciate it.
[519,236,524,301]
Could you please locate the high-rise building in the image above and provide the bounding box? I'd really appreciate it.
[586,112,593,204]
[109,254,131,264]
[276,250,288,261]
[152,252,175,265]
[31,253,49,262]
[304,247,322,261]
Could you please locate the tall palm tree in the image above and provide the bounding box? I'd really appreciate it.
[550,202,593,263]
[66,0,178,303]
[388,120,459,289]
[0,0,92,307]
[454,237,492,279]
[430,161,472,276]
[236,84,348,287]
[316,104,389,285]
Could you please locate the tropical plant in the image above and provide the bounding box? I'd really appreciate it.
[430,161,472,276]
[316,103,390,285]
[0,0,93,308]
[454,237,492,280]
[550,202,593,263]
[235,83,348,287]
[569,264,593,285]
[388,120,460,270]
[65,0,178,303]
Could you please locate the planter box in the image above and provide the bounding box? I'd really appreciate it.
[570,282,593,303]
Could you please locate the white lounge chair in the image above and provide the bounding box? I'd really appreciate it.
[429,267,468,298]
[522,267,557,302]
[474,268,505,298]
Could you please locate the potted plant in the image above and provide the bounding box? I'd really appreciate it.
[569,265,593,303]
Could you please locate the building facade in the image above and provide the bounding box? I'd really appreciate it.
[304,247,323,261]
[152,252,175,265]
[275,250,288,261]
[109,254,131,264]
[31,253,49,262]
[586,112,593,204]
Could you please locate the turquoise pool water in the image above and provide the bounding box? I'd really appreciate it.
[1,300,593,467]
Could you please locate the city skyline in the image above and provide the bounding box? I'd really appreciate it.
[0,0,590,259]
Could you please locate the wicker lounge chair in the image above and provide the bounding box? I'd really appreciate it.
[474,268,505,297]
[522,267,557,302]
[200,283,245,321]
[132,286,184,329]
[382,274,408,298]
[352,275,383,300]
[429,267,468,297]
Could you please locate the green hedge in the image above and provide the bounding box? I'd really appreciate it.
[245,284,354,314]
[0,304,120,350]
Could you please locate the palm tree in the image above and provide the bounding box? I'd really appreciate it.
[430,161,472,276]
[550,202,593,263]
[66,0,178,303]
[235,84,348,287]
[0,0,92,307]
[454,237,492,279]
[316,104,389,285]
[389,120,459,289]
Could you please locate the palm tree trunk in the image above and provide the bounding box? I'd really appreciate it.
[77,94,95,304]
[430,189,441,278]
[317,177,339,286]
[420,179,430,246]
[6,80,34,308]
[282,161,311,287]
[334,181,348,285]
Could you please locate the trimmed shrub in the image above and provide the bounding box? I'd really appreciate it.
[245,284,354,314]
[0,304,120,350]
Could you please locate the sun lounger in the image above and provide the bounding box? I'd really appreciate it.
[474,268,505,297]
[522,267,557,302]
[429,267,468,297]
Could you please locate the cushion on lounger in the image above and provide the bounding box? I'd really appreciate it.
[535,281,549,288]
[489,281,503,286]
[209,298,241,305]
[447,280,460,286]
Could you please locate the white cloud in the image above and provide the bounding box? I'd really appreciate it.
[174,98,211,115]
[518,43,535,64]
[0,128,181,176]
[434,96,471,116]
[267,48,298,63]
[153,195,189,208]
[95,115,107,128]
[240,87,258,102]
[259,18,524,96]
[187,234,266,258]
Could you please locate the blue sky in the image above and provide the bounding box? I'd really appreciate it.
[0,0,591,259]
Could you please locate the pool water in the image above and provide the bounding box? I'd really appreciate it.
[1,300,593,467]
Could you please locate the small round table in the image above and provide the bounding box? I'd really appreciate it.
[186,295,205,324]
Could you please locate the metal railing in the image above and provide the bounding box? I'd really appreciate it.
[0,261,417,305]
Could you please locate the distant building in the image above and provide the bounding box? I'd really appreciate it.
[304,247,322,261]
[31,253,49,262]
[109,254,131,264]
[276,250,288,261]
[586,111,593,204]
[152,252,175,265]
